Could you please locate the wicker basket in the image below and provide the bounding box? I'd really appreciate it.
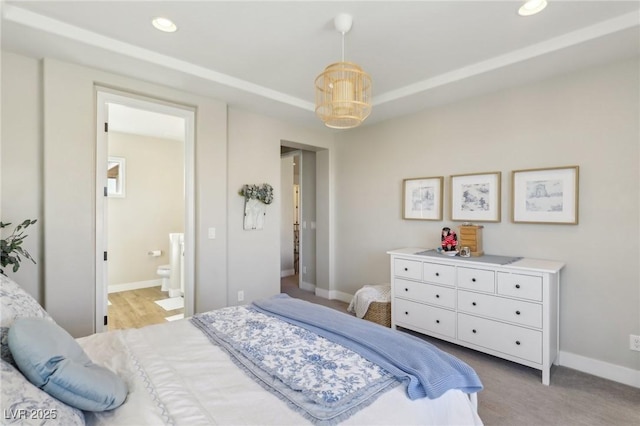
[363,301,391,328]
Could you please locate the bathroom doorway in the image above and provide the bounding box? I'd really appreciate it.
[95,89,195,332]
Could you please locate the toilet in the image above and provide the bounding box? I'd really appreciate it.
[155,233,184,297]
[157,264,171,291]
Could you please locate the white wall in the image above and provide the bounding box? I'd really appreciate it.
[0,52,42,300]
[333,58,640,374]
[2,52,335,337]
[227,109,333,306]
[4,49,635,384]
[1,54,228,337]
[107,132,184,286]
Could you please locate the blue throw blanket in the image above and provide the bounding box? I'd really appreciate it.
[252,294,483,400]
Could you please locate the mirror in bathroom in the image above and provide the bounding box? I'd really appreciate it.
[107,156,126,198]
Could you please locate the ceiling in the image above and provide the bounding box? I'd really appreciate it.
[2,1,639,132]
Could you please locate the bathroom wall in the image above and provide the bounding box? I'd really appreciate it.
[107,132,184,287]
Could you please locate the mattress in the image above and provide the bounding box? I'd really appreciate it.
[78,318,483,425]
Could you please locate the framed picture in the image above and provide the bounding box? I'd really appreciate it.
[402,176,443,220]
[512,166,579,224]
[450,172,501,222]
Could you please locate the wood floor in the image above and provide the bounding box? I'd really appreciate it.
[107,286,183,331]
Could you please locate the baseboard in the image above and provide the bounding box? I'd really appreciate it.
[280,269,295,278]
[314,288,353,304]
[559,350,640,388]
[108,279,162,294]
[300,281,316,292]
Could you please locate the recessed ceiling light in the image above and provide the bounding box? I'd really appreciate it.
[152,17,177,33]
[518,0,548,16]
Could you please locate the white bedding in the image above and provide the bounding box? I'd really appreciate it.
[78,318,482,425]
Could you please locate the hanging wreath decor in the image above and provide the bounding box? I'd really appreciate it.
[239,183,274,205]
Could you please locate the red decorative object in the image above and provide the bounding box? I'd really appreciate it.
[441,227,458,251]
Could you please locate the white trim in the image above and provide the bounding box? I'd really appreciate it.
[3,5,313,112]
[559,350,640,388]
[329,290,353,304]
[108,279,162,294]
[374,11,640,106]
[95,88,196,332]
[5,4,637,113]
[300,281,316,292]
[314,288,353,304]
[280,269,295,278]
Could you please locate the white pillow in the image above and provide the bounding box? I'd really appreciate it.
[0,275,54,366]
[1,358,85,425]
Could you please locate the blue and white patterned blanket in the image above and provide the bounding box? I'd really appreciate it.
[191,306,399,425]
[191,294,482,425]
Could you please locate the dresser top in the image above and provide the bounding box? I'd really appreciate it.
[387,247,565,273]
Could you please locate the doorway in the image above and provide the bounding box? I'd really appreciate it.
[95,89,195,332]
[280,147,316,293]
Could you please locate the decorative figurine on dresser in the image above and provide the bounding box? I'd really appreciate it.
[441,227,458,251]
[387,247,565,385]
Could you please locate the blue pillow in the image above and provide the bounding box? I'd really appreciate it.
[8,318,127,411]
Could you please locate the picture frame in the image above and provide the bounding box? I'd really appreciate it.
[450,172,501,222]
[402,176,443,221]
[512,166,579,224]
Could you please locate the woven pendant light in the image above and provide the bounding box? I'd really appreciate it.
[315,14,372,129]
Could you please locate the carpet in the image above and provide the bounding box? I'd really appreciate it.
[155,297,184,311]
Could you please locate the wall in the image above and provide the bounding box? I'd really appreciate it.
[1,53,228,337]
[227,109,333,307]
[0,52,42,300]
[107,132,184,286]
[333,59,640,379]
[2,52,335,338]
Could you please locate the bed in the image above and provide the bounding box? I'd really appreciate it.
[1,275,483,425]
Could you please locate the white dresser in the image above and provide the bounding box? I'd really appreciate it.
[388,247,564,385]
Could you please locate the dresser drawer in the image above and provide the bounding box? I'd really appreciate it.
[394,298,456,338]
[394,259,422,280]
[497,272,542,302]
[422,262,455,286]
[457,267,495,293]
[395,278,455,309]
[457,290,542,328]
[458,313,542,364]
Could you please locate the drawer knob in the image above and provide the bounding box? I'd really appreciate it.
[516,310,521,315]
[436,320,440,324]
[404,288,408,292]
[472,329,477,334]
[436,294,440,298]
[515,284,521,289]
[516,341,521,346]
[472,302,477,306]
[435,272,440,277]
[404,267,408,271]
[404,311,409,315]
[471,278,476,282]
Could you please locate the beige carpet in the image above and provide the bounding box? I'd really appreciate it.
[281,275,640,426]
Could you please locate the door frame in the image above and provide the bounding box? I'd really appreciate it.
[95,87,196,332]
[280,150,303,288]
